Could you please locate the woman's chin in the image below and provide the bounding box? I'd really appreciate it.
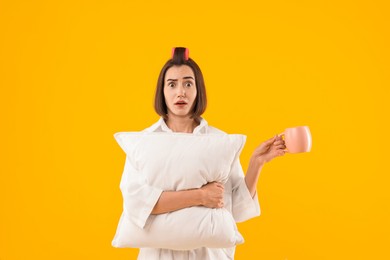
[168,111,192,118]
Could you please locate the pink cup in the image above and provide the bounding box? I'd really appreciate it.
[279,126,312,153]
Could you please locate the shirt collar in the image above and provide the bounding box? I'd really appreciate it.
[147,117,209,134]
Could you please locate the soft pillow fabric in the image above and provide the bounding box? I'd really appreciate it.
[112,132,246,250]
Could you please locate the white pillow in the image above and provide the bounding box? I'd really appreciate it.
[112,132,246,250]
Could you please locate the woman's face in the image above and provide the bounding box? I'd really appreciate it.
[163,65,197,119]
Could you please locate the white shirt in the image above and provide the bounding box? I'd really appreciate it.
[120,117,261,259]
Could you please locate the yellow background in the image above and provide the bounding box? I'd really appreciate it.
[1,0,389,259]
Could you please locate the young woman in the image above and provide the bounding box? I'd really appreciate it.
[125,47,286,259]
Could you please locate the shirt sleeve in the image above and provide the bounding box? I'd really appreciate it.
[118,156,163,229]
[230,157,261,222]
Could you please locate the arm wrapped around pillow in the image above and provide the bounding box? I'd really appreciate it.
[112,132,246,250]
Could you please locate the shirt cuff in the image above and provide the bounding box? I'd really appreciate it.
[123,186,163,229]
[232,179,261,222]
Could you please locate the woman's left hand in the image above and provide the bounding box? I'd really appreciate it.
[251,135,286,165]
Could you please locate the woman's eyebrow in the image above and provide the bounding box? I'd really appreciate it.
[167,76,195,81]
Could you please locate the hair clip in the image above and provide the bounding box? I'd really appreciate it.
[171,47,189,61]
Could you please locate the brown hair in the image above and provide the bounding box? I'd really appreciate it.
[154,47,207,123]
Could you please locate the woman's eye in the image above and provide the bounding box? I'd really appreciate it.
[185,82,192,87]
[168,83,175,88]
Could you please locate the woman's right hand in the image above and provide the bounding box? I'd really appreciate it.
[199,182,224,208]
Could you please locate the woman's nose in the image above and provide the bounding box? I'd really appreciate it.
[177,86,186,97]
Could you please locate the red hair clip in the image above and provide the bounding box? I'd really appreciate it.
[171,47,189,61]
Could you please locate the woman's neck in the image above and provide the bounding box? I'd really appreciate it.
[165,115,199,133]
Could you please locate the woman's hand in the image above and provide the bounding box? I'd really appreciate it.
[251,135,286,166]
[199,182,224,208]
